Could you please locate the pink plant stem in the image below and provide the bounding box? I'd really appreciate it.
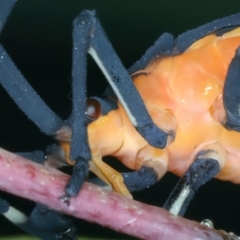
[0,148,225,240]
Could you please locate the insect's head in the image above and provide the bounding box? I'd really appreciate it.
[51,97,125,161]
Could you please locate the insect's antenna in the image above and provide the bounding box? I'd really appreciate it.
[0,45,63,135]
[0,0,63,135]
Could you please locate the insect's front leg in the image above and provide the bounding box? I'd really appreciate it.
[63,10,172,201]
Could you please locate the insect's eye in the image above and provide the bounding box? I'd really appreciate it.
[86,98,101,120]
[86,97,118,123]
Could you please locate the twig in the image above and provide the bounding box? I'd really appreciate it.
[0,148,227,239]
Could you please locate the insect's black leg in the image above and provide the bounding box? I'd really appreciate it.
[163,157,219,216]
[0,0,16,35]
[62,11,93,200]
[223,47,240,131]
[63,10,171,200]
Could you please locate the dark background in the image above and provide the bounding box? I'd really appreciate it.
[1,0,240,239]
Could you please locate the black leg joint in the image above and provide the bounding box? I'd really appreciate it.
[136,124,168,149]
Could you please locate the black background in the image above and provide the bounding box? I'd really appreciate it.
[1,0,240,239]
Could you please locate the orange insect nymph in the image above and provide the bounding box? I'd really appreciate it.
[57,22,240,206]
[2,3,240,236]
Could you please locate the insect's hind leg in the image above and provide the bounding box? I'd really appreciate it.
[163,142,225,216]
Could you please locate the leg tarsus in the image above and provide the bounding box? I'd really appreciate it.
[65,158,89,197]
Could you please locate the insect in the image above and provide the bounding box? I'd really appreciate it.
[1,0,240,238]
